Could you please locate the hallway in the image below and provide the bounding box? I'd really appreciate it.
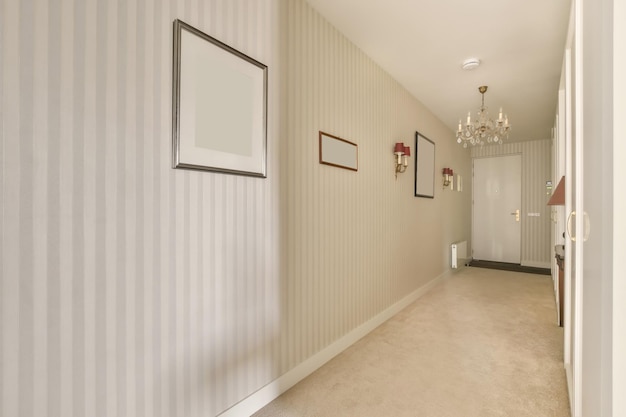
[253,267,570,417]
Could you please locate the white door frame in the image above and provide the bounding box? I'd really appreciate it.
[562,0,583,414]
[613,1,626,414]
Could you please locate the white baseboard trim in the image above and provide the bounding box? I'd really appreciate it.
[521,260,551,269]
[218,271,448,417]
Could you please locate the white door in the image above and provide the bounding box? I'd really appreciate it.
[472,155,522,263]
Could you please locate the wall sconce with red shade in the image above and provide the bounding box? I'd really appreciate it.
[394,142,410,179]
[443,167,454,188]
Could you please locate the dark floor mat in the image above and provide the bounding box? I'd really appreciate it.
[468,259,551,275]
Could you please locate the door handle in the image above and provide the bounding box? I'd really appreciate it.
[510,209,520,222]
[567,211,591,242]
[567,211,575,241]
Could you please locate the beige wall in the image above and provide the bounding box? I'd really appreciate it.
[471,140,553,268]
[279,0,471,372]
[0,0,471,416]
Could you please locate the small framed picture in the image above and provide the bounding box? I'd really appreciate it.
[319,131,358,171]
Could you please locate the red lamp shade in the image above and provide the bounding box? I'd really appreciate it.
[403,146,411,156]
[394,142,405,154]
[449,169,454,176]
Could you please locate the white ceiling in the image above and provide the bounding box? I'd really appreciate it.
[305,0,572,143]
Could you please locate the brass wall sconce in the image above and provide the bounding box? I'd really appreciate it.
[443,167,454,188]
[394,142,410,179]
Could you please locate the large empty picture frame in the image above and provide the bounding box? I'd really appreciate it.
[414,132,435,198]
[172,19,268,177]
[319,131,358,171]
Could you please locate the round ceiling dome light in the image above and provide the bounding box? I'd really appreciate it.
[462,58,481,70]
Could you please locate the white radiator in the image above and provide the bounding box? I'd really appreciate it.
[451,241,468,269]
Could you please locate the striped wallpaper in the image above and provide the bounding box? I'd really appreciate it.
[2,0,280,416]
[281,0,472,371]
[471,140,553,267]
[1,0,472,416]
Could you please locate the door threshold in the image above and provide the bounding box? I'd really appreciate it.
[468,259,551,275]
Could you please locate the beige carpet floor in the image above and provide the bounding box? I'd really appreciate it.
[253,267,571,417]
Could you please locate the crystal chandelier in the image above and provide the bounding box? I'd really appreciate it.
[456,86,510,147]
